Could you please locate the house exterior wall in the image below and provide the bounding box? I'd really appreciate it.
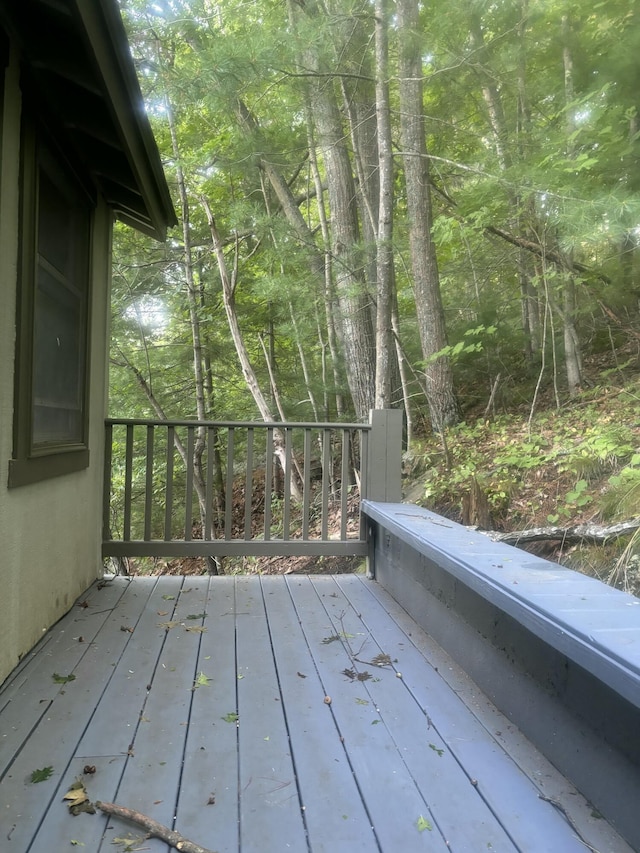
[0,48,111,685]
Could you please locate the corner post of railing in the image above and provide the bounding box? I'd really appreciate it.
[102,420,113,548]
[364,408,403,579]
[365,409,403,502]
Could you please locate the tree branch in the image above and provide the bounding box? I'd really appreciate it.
[483,225,611,283]
[483,518,640,546]
[95,801,217,853]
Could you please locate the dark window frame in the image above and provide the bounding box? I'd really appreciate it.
[8,106,95,488]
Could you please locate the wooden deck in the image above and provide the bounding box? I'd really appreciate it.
[0,574,632,853]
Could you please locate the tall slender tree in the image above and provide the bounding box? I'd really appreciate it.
[397,0,460,429]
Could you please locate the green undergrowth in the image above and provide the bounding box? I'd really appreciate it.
[407,379,640,593]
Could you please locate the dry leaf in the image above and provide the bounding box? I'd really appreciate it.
[64,788,89,807]
[63,780,91,813]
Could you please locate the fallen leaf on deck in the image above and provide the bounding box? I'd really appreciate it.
[296,672,307,678]
[185,625,207,633]
[158,621,180,630]
[371,653,392,667]
[64,786,89,808]
[161,594,175,600]
[111,834,146,851]
[52,672,76,684]
[429,743,444,757]
[120,626,134,633]
[193,672,212,688]
[157,610,169,616]
[222,712,239,723]
[322,634,340,644]
[186,613,207,620]
[355,697,369,705]
[30,766,54,783]
[341,668,372,682]
[417,815,432,832]
[63,779,96,815]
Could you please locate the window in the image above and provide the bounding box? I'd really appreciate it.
[9,118,94,487]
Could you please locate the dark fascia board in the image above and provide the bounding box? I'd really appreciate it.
[71,0,177,238]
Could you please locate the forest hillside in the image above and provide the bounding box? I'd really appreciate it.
[406,347,640,596]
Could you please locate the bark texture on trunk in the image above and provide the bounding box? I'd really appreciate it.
[397,0,460,430]
[288,0,376,420]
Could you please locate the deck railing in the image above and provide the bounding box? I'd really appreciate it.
[102,410,402,560]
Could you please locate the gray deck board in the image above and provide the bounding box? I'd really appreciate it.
[336,575,588,852]
[308,575,518,852]
[285,575,451,852]
[174,576,240,853]
[234,575,308,853]
[360,574,628,853]
[261,575,377,853]
[0,575,633,853]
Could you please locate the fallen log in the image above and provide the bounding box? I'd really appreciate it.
[95,801,217,853]
[482,518,640,546]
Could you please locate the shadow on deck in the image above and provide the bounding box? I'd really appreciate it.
[0,574,630,853]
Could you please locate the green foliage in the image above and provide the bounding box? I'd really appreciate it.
[108,0,640,565]
[418,382,640,531]
[602,455,640,521]
[422,325,497,367]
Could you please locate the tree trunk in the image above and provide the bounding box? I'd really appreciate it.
[203,199,302,501]
[561,14,583,395]
[397,0,460,430]
[306,113,346,418]
[164,92,220,571]
[328,1,403,410]
[373,0,394,409]
[288,0,376,420]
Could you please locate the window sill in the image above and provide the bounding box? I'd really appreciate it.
[8,448,90,488]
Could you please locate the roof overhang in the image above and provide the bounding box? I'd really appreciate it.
[0,0,177,239]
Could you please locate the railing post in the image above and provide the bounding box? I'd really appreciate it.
[365,409,403,502]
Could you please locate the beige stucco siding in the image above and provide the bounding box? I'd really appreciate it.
[0,50,111,686]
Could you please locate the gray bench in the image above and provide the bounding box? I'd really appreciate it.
[363,499,640,851]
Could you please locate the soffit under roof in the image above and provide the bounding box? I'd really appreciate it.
[1,0,176,239]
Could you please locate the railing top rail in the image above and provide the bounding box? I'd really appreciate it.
[106,417,371,430]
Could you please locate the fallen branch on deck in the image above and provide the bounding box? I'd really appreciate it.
[482,518,640,546]
[95,801,217,853]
